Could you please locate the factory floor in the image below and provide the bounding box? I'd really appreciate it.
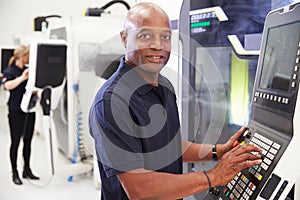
[0,88,100,200]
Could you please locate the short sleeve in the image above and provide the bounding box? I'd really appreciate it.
[2,68,15,84]
[89,98,145,178]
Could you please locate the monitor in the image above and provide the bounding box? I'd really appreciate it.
[1,47,14,73]
[259,21,300,93]
[35,43,67,88]
[21,40,67,113]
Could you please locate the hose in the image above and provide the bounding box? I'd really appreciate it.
[85,0,130,17]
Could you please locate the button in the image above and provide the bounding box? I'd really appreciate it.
[258,134,273,145]
[244,193,250,200]
[233,189,240,198]
[264,143,270,151]
[248,190,253,196]
[266,94,270,99]
[254,97,257,102]
[251,184,256,191]
[278,96,281,102]
[270,95,273,100]
[236,184,243,193]
[257,166,262,173]
[223,188,228,194]
[239,178,248,188]
[264,157,272,165]
[273,142,281,149]
[298,50,300,55]
[249,183,256,190]
[270,148,278,155]
[255,92,259,97]
[255,172,263,181]
[261,163,269,171]
[285,98,289,104]
[263,93,266,99]
[238,180,246,188]
[293,74,297,79]
[226,190,230,197]
[230,179,236,185]
[260,93,263,98]
[299,41,300,47]
[253,165,259,170]
[297,57,299,64]
[292,82,296,87]
[282,98,286,103]
[267,153,275,160]
[274,96,277,101]
[249,168,255,175]
[295,65,299,71]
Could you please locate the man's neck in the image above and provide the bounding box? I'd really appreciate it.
[125,60,160,86]
[132,67,159,86]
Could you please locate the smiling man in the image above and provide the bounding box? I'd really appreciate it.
[89,2,262,200]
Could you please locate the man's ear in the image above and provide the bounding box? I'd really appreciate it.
[120,31,127,48]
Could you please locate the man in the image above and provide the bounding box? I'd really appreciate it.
[89,2,262,199]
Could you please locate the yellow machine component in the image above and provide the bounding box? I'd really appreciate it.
[230,52,249,126]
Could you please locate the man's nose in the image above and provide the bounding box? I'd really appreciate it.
[149,35,163,50]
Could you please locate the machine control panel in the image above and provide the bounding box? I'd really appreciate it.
[221,127,287,200]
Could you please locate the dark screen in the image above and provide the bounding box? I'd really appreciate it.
[259,21,300,92]
[35,44,67,88]
[1,48,14,73]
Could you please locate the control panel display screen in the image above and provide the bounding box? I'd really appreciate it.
[259,21,300,92]
[190,11,217,34]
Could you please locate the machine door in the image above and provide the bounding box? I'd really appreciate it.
[179,0,295,199]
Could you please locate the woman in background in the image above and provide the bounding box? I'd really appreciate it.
[2,45,39,185]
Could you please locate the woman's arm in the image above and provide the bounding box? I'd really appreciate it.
[3,68,28,91]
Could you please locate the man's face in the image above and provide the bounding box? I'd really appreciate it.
[122,15,172,75]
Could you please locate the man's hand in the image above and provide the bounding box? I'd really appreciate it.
[209,143,262,186]
[217,126,248,158]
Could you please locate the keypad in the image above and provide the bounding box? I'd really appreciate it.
[222,132,281,200]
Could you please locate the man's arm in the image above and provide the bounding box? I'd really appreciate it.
[118,168,211,200]
[182,141,215,162]
[118,143,262,200]
[182,127,248,163]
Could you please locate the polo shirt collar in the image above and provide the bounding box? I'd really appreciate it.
[118,58,167,96]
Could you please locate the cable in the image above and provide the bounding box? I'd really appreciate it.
[22,111,55,188]
[85,0,130,17]
[68,83,92,182]
[25,174,54,188]
[100,0,130,10]
[34,15,62,31]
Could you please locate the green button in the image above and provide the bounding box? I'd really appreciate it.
[226,191,230,197]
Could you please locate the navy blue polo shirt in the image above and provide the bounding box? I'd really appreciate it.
[89,58,182,200]
[2,65,27,111]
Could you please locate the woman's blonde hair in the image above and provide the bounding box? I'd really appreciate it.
[8,45,29,67]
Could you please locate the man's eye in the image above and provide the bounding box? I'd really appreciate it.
[138,33,151,39]
[162,35,171,41]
